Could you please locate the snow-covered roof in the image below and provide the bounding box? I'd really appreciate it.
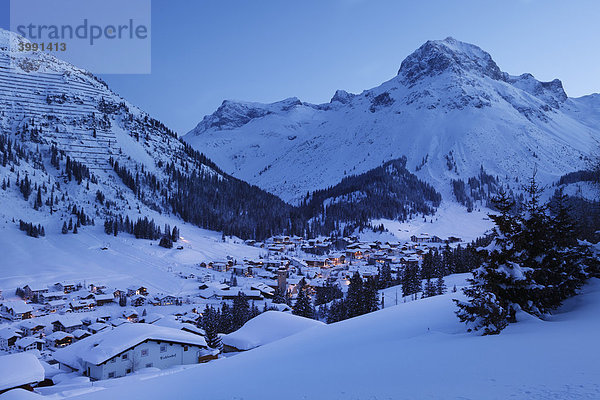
[20,320,46,329]
[222,311,325,351]
[87,322,110,332]
[94,294,114,302]
[52,316,83,328]
[0,327,22,339]
[0,353,45,391]
[46,331,73,341]
[15,336,44,348]
[3,300,33,314]
[152,316,205,336]
[53,323,207,368]
[72,329,92,339]
[24,283,47,292]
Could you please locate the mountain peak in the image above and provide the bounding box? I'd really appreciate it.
[398,37,504,85]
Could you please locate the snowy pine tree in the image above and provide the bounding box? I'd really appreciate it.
[293,286,315,319]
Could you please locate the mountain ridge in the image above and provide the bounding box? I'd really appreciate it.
[184,37,599,203]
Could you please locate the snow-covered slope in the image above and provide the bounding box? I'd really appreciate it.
[185,37,599,203]
[0,28,272,285]
[222,310,325,351]
[50,278,600,400]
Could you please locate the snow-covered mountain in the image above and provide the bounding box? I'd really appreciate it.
[185,37,600,203]
[0,28,295,241]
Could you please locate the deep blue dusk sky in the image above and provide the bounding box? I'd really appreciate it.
[1,0,599,134]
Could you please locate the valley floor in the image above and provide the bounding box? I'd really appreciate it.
[47,278,600,400]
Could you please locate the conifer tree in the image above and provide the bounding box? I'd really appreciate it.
[293,286,315,319]
[201,305,222,350]
[455,189,528,334]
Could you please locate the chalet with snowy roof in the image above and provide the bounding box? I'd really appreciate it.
[39,290,67,304]
[46,331,73,348]
[111,318,130,327]
[127,286,149,297]
[45,299,67,313]
[70,299,96,312]
[304,256,329,268]
[15,336,45,352]
[198,282,230,291]
[94,293,115,306]
[87,322,110,334]
[52,323,211,381]
[232,264,252,276]
[327,253,346,265]
[72,329,92,340]
[54,282,80,293]
[2,300,33,320]
[250,283,275,297]
[0,353,45,394]
[20,320,46,336]
[221,289,263,301]
[52,316,84,333]
[122,309,139,322]
[130,295,146,307]
[410,234,443,243]
[208,260,233,272]
[22,284,48,302]
[0,328,22,351]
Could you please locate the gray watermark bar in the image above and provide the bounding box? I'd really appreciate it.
[10,0,151,74]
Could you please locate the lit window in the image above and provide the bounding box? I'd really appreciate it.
[184,346,189,351]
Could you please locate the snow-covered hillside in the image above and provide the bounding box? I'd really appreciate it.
[37,278,600,400]
[185,37,599,203]
[0,28,285,285]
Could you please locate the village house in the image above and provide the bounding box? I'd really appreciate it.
[2,300,33,320]
[208,260,233,272]
[20,320,46,337]
[410,234,443,243]
[70,299,96,312]
[15,336,45,352]
[39,290,67,304]
[0,353,45,394]
[46,331,73,348]
[122,309,139,322]
[127,286,149,297]
[87,322,111,334]
[94,293,115,306]
[52,323,212,381]
[130,295,146,307]
[52,316,84,333]
[22,284,49,303]
[111,318,130,328]
[232,264,252,276]
[45,299,67,313]
[304,256,329,268]
[54,282,80,294]
[151,295,179,306]
[221,290,263,301]
[73,329,92,341]
[0,328,22,351]
[250,283,275,298]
